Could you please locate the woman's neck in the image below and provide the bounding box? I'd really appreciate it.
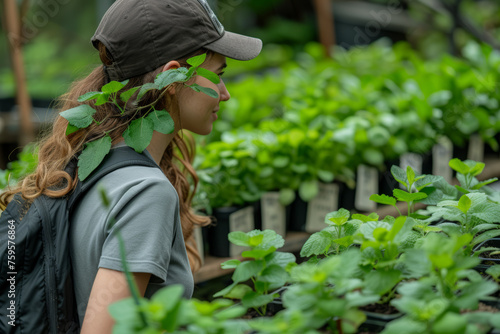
[146,131,177,165]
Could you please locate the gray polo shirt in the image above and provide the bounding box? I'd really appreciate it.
[69,147,193,326]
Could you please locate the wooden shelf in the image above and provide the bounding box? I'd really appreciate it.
[194,156,500,284]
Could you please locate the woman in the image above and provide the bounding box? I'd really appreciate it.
[0,0,261,332]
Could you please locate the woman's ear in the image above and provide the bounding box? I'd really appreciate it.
[161,61,181,95]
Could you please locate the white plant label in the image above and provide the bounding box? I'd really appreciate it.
[432,136,453,183]
[400,153,423,189]
[355,165,378,212]
[306,183,340,233]
[468,134,484,162]
[229,206,254,257]
[261,192,286,238]
[193,226,204,264]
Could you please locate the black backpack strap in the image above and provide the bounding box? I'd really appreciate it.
[67,146,160,209]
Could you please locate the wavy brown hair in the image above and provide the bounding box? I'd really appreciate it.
[0,42,211,272]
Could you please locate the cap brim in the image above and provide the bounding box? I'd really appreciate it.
[204,31,262,61]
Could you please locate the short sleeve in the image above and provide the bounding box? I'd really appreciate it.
[98,175,179,284]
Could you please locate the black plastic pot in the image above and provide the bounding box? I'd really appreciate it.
[379,158,400,197]
[473,238,500,268]
[358,309,402,332]
[207,206,255,257]
[288,194,308,232]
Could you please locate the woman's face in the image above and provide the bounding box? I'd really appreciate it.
[177,53,230,135]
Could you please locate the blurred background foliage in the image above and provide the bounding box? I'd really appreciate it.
[1,0,500,100]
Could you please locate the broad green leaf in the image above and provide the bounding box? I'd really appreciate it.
[197,67,220,84]
[186,53,207,67]
[221,259,241,269]
[155,68,189,89]
[77,134,112,181]
[77,91,101,102]
[326,208,350,226]
[241,247,276,259]
[120,86,140,104]
[370,194,397,206]
[232,260,263,283]
[317,170,334,182]
[213,305,247,320]
[388,216,406,241]
[364,269,401,295]
[472,229,500,246]
[414,175,442,191]
[486,265,500,281]
[393,189,427,202]
[66,124,79,136]
[101,80,128,94]
[95,92,110,105]
[146,109,175,134]
[299,179,319,201]
[432,312,467,334]
[223,284,253,299]
[352,212,379,222]
[273,156,289,168]
[228,231,250,247]
[472,177,498,190]
[333,235,354,248]
[449,158,470,175]
[213,282,237,298]
[188,83,219,98]
[241,292,275,308]
[279,188,295,206]
[266,252,296,269]
[391,165,408,188]
[468,161,486,176]
[123,117,154,153]
[406,165,416,185]
[108,297,147,324]
[457,194,472,214]
[151,284,184,311]
[300,231,332,257]
[258,265,288,288]
[60,104,97,128]
[137,82,158,100]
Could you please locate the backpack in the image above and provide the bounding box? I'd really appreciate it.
[0,146,160,333]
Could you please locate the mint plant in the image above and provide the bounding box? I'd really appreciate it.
[60,53,220,181]
[300,209,369,258]
[214,230,296,316]
[448,159,498,195]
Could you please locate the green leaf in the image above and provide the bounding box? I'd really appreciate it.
[186,53,207,67]
[273,156,290,168]
[232,260,263,283]
[325,208,350,226]
[242,247,276,259]
[486,265,500,281]
[472,177,498,190]
[300,231,332,257]
[77,91,101,102]
[188,83,219,98]
[146,109,175,134]
[391,165,408,188]
[457,195,471,214]
[151,284,184,311]
[155,68,189,89]
[352,212,379,222]
[317,170,335,182]
[60,104,97,128]
[123,117,155,153]
[406,165,416,185]
[213,305,247,321]
[101,80,128,94]
[449,158,470,175]
[197,67,220,84]
[137,82,158,100]
[223,284,253,299]
[95,92,110,105]
[364,269,401,295]
[77,134,112,181]
[299,179,319,201]
[241,292,275,308]
[65,124,79,135]
[228,231,250,247]
[221,259,241,269]
[393,189,427,202]
[120,86,140,104]
[279,188,295,206]
[370,194,397,206]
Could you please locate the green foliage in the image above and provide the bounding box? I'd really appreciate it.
[61,54,219,180]
[214,230,296,316]
[0,144,39,190]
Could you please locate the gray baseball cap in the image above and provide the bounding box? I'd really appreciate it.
[92,0,262,82]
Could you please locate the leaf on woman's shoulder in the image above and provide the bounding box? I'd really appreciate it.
[78,134,112,181]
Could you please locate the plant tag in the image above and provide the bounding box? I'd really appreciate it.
[468,134,484,162]
[432,136,453,183]
[229,206,254,257]
[355,165,378,212]
[193,226,204,265]
[305,183,340,233]
[261,192,286,237]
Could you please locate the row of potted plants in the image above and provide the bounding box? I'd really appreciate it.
[194,40,500,221]
[110,157,500,333]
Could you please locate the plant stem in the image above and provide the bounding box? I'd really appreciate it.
[336,318,343,334]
